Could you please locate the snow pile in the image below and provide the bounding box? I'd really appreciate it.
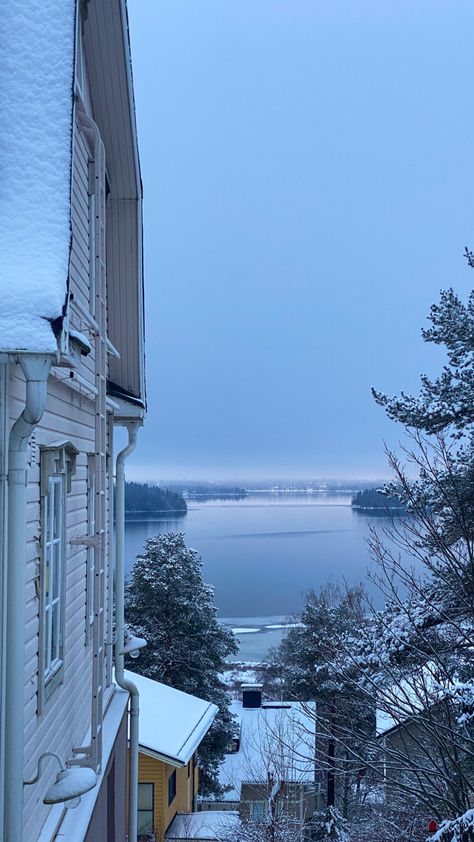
[165,811,240,840]
[0,0,75,352]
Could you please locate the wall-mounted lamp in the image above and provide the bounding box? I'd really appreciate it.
[24,752,97,809]
[119,632,147,659]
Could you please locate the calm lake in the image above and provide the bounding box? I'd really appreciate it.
[124,491,402,661]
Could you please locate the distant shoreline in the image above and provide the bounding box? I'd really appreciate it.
[124,509,187,517]
[351,504,406,511]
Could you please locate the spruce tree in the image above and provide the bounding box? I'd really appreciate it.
[124,532,238,795]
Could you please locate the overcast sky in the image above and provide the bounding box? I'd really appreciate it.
[125,0,474,481]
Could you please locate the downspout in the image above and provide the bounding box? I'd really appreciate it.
[4,354,52,842]
[114,421,140,842]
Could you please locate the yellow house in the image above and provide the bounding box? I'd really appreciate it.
[124,670,218,842]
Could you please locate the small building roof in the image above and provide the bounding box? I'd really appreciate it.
[165,811,240,841]
[124,670,218,767]
[217,699,316,802]
[0,1,75,353]
[376,663,443,737]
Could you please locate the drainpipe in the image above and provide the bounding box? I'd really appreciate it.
[114,421,140,842]
[4,354,52,842]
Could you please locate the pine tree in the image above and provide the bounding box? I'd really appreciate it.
[372,273,474,437]
[124,532,238,794]
[265,585,373,817]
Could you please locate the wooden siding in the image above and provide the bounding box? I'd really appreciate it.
[12,106,114,840]
[83,0,140,199]
[82,0,145,406]
[136,752,198,842]
[10,367,95,841]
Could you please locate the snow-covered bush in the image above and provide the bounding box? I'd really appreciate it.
[431,809,474,842]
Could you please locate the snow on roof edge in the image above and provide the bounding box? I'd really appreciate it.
[124,670,218,766]
[0,1,76,353]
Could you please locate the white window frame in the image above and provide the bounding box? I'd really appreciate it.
[88,158,96,317]
[86,454,96,639]
[38,441,78,710]
[43,476,65,681]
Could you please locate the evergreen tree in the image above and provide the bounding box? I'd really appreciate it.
[265,586,372,817]
[309,807,350,841]
[124,532,238,794]
[124,481,187,513]
[372,276,474,437]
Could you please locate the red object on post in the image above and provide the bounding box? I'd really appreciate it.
[428,820,438,833]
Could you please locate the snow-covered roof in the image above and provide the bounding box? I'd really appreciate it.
[124,670,218,767]
[0,1,75,353]
[217,699,316,802]
[165,811,240,841]
[376,663,442,737]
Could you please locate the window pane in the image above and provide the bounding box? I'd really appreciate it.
[51,602,59,662]
[168,770,176,806]
[44,606,51,671]
[45,494,51,544]
[45,546,51,600]
[53,542,61,599]
[138,783,153,811]
[43,473,65,680]
[53,480,62,539]
[137,810,153,835]
[250,802,266,821]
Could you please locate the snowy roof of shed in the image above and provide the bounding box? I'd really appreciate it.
[218,699,316,802]
[0,1,75,353]
[124,670,218,767]
[376,663,442,737]
[165,811,240,841]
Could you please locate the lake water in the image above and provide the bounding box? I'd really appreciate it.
[124,492,395,661]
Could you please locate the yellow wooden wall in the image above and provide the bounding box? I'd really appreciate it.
[137,751,198,842]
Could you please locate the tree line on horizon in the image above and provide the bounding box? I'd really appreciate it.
[351,487,406,511]
[124,481,187,513]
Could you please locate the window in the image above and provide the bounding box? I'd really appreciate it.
[43,475,65,680]
[168,770,177,806]
[249,801,267,821]
[86,455,96,636]
[88,158,96,317]
[39,441,77,707]
[138,783,154,835]
[227,737,240,753]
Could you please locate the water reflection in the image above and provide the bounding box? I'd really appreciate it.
[124,492,405,618]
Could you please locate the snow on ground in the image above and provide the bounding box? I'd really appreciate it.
[166,811,239,840]
[221,662,265,697]
[0,1,75,352]
[232,627,261,634]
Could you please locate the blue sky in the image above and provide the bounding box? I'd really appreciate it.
[126,0,474,480]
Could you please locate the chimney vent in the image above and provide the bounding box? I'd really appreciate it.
[242,684,262,709]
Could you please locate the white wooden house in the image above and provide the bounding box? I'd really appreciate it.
[0,1,146,840]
